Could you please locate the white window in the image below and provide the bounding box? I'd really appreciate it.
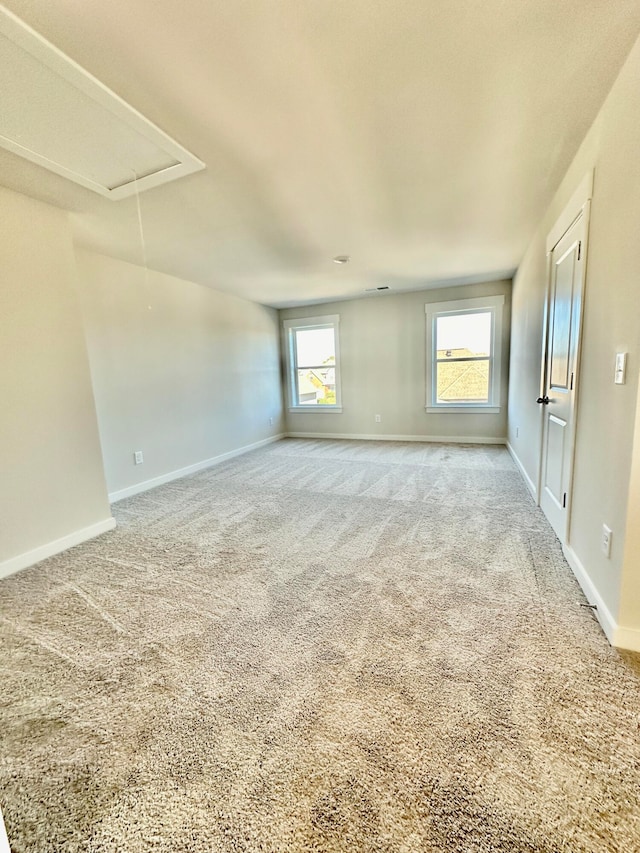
[283,315,342,412]
[425,295,504,413]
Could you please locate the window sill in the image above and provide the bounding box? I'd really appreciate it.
[289,406,343,414]
[426,406,501,414]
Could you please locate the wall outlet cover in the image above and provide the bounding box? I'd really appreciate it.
[615,352,627,385]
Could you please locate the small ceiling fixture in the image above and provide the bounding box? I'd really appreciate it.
[333,255,350,264]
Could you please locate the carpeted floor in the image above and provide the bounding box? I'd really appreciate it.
[1,438,640,852]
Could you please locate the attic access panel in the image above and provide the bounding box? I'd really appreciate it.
[0,6,204,200]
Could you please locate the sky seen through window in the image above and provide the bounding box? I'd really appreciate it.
[436,312,491,356]
[295,328,336,367]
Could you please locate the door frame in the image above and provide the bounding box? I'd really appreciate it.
[536,170,594,547]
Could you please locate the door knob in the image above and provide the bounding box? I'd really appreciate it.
[536,395,550,405]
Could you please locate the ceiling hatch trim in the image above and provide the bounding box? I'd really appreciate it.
[0,5,205,200]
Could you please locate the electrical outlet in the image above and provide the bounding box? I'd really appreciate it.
[269,417,274,426]
[601,524,612,558]
[615,352,627,385]
[375,414,381,423]
[515,426,520,438]
[134,451,144,465]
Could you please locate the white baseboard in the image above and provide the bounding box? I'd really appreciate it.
[0,517,116,582]
[612,624,640,653]
[0,807,9,853]
[563,544,617,645]
[506,441,538,501]
[562,544,640,652]
[109,433,286,503]
[285,432,506,445]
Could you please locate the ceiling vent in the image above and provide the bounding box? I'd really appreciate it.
[0,7,204,200]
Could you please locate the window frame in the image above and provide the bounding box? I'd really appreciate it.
[425,295,504,414]
[283,315,343,413]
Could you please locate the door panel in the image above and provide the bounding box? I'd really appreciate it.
[549,249,575,391]
[539,210,587,543]
[544,415,566,506]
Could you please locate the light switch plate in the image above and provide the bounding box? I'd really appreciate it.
[615,352,627,385]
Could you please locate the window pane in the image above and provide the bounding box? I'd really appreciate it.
[297,367,336,406]
[436,311,491,359]
[436,359,490,403]
[295,327,335,368]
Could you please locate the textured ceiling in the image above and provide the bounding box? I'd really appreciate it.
[2,0,640,307]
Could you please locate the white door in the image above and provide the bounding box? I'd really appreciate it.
[539,208,588,543]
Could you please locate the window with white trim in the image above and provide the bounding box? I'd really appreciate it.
[425,295,504,413]
[283,315,342,412]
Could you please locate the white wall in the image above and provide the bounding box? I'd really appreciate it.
[280,280,511,442]
[0,187,112,575]
[76,250,284,499]
[620,385,640,640]
[508,33,640,643]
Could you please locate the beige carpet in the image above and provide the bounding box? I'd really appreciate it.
[1,439,640,852]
